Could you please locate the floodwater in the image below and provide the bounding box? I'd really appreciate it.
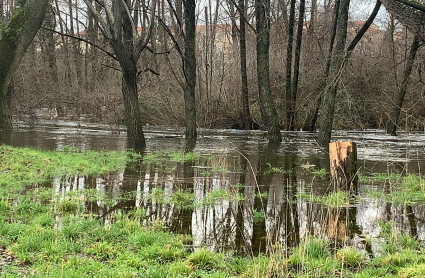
[3,120,425,256]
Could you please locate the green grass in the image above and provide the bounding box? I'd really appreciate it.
[4,146,425,277]
[297,191,352,207]
[0,145,129,193]
[363,174,425,205]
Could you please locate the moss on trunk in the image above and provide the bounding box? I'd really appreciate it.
[0,0,49,128]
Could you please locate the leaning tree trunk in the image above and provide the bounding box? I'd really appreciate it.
[183,0,197,141]
[317,0,350,149]
[121,62,146,151]
[256,0,282,143]
[380,0,425,42]
[387,34,420,136]
[0,0,49,128]
[302,0,340,132]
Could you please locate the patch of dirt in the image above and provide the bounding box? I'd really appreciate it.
[0,246,31,276]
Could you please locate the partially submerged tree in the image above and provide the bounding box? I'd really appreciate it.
[158,0,197,143]
[183,0,197,142]
[317,0,350,148]
[0,0,49,128]
[379,0,424,134]
[286,0,305,131]
[386,34,420,135]
[83,0,158,151]
[238,0,252,130]
[255,0,281,142]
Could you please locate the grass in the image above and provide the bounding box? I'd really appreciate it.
[297,190,352,207]
[3,146,425,277]
[363,173,425,205]
[0,145,129,194]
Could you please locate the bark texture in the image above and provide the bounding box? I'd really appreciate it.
[386,34,420,135]
[381,0,425,42]
[0,0,49,128]
[285,0,295,130]
[255,0,281,142]
[317,0,350,149]
[239,0,251,130]
[288,0,305,131]
[183,0,197,141]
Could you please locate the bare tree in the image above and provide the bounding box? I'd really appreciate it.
[317,0,350,148]
[256,0,282,142]
[286,0,305,131]
[386,34,421,135]
[83,0,158,151]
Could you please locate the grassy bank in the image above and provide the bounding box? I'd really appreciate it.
[1,145,425,277]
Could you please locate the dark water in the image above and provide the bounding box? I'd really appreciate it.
[3,120,425,256]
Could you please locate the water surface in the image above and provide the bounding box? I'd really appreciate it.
[4,121,425,255]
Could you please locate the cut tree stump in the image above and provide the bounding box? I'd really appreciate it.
[329,141,358,194]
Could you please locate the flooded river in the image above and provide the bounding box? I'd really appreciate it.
[3,120,425,256]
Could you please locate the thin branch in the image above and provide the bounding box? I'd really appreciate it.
[157,16,183,56]
[82,0,112,38]
[42,27,118,61]
[101,63,122,71]
[100,0,115,35]
[165,0,183,29]
[227,0,256,33]
[146,43,177,55]
[346,0,381,54]
[118,0,138,39]
[137,0,158,56]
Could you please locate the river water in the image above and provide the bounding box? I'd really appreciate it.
[3,120,425,256]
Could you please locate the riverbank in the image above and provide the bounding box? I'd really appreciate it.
[1,145,425,277]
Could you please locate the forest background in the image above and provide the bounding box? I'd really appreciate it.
[0,0,424,147]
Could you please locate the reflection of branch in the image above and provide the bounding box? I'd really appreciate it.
[96,199,156,220]
[41,27,117,61]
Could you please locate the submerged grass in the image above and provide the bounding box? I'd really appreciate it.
[0,145,129,193]
[3,146,425,277]
[297,190,352,207]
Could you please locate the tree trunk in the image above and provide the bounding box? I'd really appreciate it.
[329,141,358,194]
[317,0,350,149]
[308,0,317,37]
[256,0,281,142]
[302,0,340,132]
[239,0,251,130]
[288,0,305,131]
[183,0,197,141]
[380,0,425,42]
[0,1,4,24]
[121,63,146,152]
[0,0,49,128]
[285,0,295,130]
[387,34,420,136]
